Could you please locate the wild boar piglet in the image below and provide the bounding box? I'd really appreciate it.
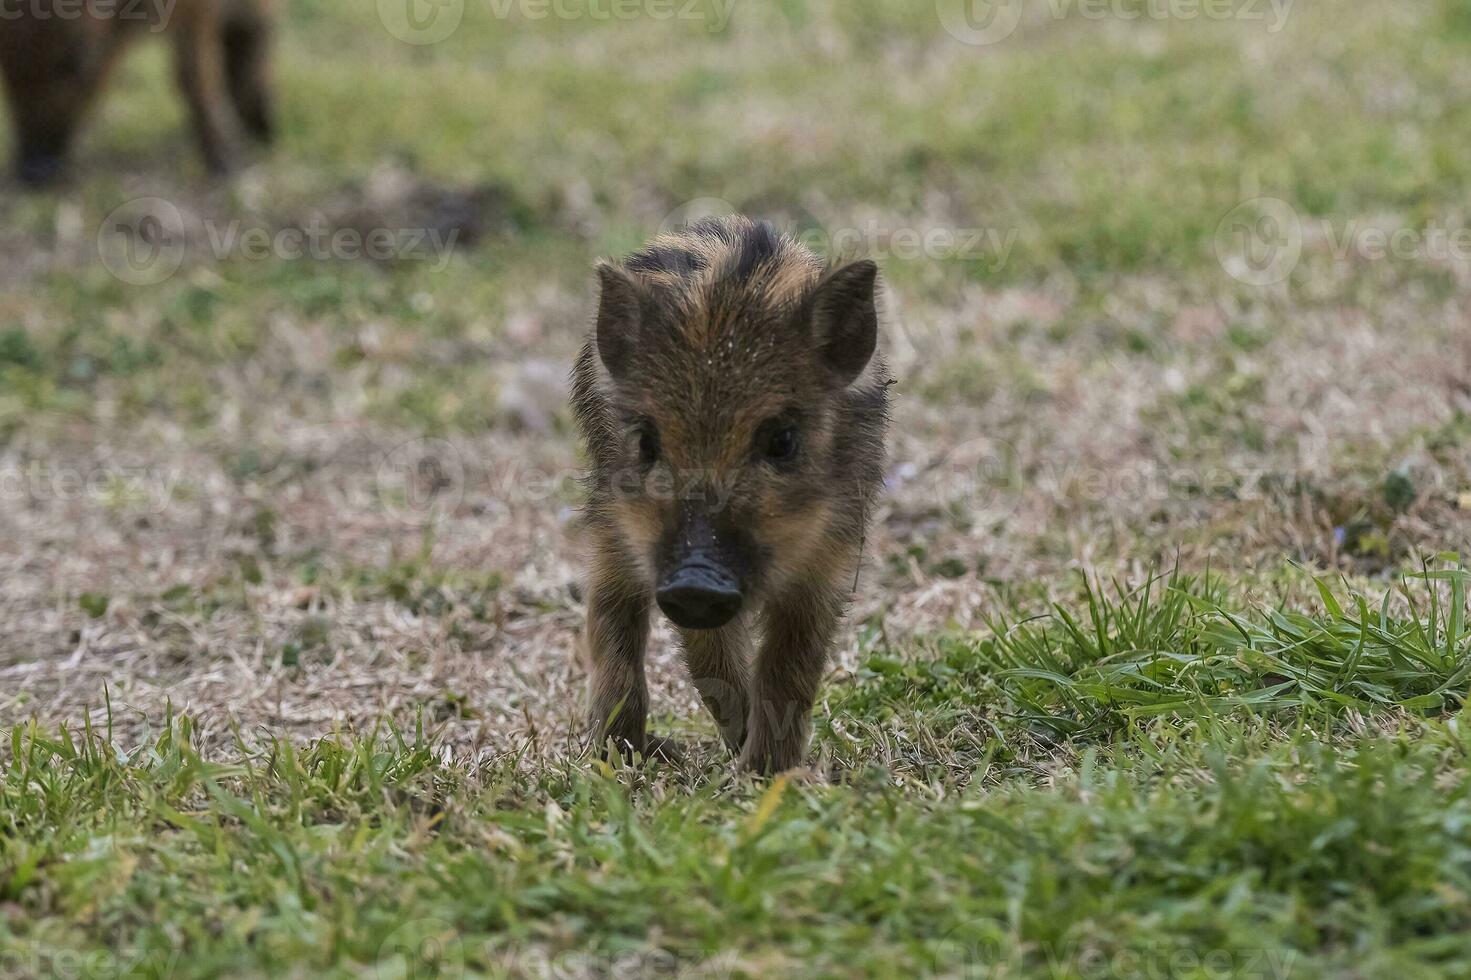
[572,215,889,774]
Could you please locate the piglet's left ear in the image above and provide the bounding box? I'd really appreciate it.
[806,260,879,386]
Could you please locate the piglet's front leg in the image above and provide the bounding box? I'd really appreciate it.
[739,582,844,776]
[582,551,653,760]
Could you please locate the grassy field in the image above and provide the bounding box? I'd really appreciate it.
[3,0,1471,975]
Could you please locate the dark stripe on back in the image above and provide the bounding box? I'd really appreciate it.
[730,219,783,282]
[624,217,793,290]
[683,217,741,246]
[625,244,708,278]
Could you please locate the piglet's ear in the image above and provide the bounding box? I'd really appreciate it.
[595,262,645,381]
[807,260,879,386]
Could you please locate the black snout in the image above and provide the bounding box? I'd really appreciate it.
[657,561,743,631]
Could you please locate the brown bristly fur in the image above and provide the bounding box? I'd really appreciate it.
[0,0,276,186]
[571,215,890,775]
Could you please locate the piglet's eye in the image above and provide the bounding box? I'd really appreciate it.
[765,426,799,463]
[637,422,661,465]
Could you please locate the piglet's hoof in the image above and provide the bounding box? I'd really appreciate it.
[598,734,686,767]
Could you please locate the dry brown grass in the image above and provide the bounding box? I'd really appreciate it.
[4,234,1468,758]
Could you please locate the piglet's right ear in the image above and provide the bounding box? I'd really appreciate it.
[808,260,879,387]
[595,262,644,380]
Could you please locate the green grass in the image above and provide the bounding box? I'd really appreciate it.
[6,567,1471,977]
[854,568,1471,731]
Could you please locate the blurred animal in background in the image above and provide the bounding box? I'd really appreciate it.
[0,0,276,187]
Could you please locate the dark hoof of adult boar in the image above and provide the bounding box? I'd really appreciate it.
[17,154,65,189]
